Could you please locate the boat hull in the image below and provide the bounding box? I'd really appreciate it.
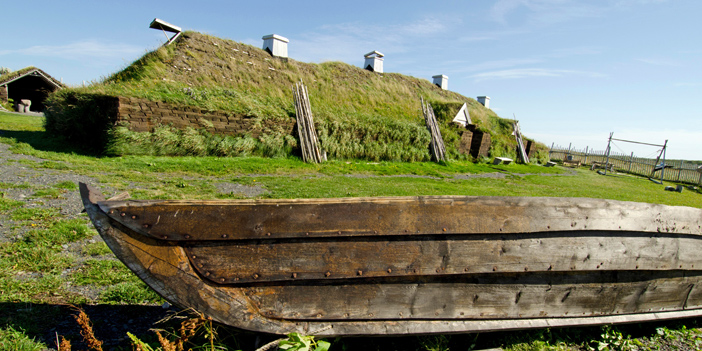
[79,183,702,336]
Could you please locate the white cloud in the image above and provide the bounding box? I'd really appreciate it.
[471,68,605,81]
[673,82,702,87]
[615,0,669,7]
[448,46,600,75]
[549,47,601,57]
[0,40,143,61]
[635,58,681,67]
[290,16,455,63]
[456,58,544,73]
[490,0,603,26]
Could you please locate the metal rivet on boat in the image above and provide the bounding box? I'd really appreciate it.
[109,210,114,214]
[596,265,600,269]
[234,277,239,281]
[499,228,503,231]
[369,313,374,317]
[317,314,322,318]
[305,232,309,236]
[524,266,528,271]
[436,268,441,273]
[192,255,197,259]
[344,313,349,317]
[198,264,203,268]
[443,228,447,232]
[492,266,497,271]
[266,232,271,236]
[131,215,137,219]
[404,229,408,233]
[464,267,469,272]
[387,268,392,273]
[184,235,191,239]
[399,312,403,317]
[205,272,210,276]
[547,225,550,229]
[374,230,378,234]
[435,312,439,316]
[161,235,167,239]
[357,270,363,276]
[121,212,126,217]
[325,272,331,277]
[220,278,225,283]
[292,273,297,278]
[143,224,150,229]
[253,273,259,279]
[221,234,228,238]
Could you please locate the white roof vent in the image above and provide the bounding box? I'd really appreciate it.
[149,18,182,45]
[364,51,384,73]
[477,96,491,108]
[262,34,289,58]
[432,74,448,90]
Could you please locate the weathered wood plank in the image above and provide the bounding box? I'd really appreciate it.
[185,232,702,284]
[98,196,702,241]
[244,272,702,320]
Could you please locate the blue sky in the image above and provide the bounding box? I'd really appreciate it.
[2,0,700,160]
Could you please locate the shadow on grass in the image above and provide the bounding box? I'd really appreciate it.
[4,300,702,350]
[0,129,101,156]
[0,302,273,350]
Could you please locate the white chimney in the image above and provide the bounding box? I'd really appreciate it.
[432,75,448,90]
[364,51,384,73]
[262,34,289,58]
[477,96,491,108]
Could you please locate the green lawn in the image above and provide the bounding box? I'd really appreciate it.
[1,111,701,350]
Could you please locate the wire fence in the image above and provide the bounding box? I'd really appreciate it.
[549,144,702,186]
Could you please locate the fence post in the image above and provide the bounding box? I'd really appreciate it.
[628,151,634,173]
[584,146,589,164]
[677,160,683,182]
[549,142,554,160]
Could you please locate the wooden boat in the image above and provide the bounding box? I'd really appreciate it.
[79,183,702,336]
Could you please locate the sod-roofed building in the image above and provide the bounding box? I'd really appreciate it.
[0,67,65,112]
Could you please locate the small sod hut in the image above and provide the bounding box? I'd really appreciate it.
[0,67,65,112]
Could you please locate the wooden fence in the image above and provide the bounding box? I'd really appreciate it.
[549,144,702,186]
